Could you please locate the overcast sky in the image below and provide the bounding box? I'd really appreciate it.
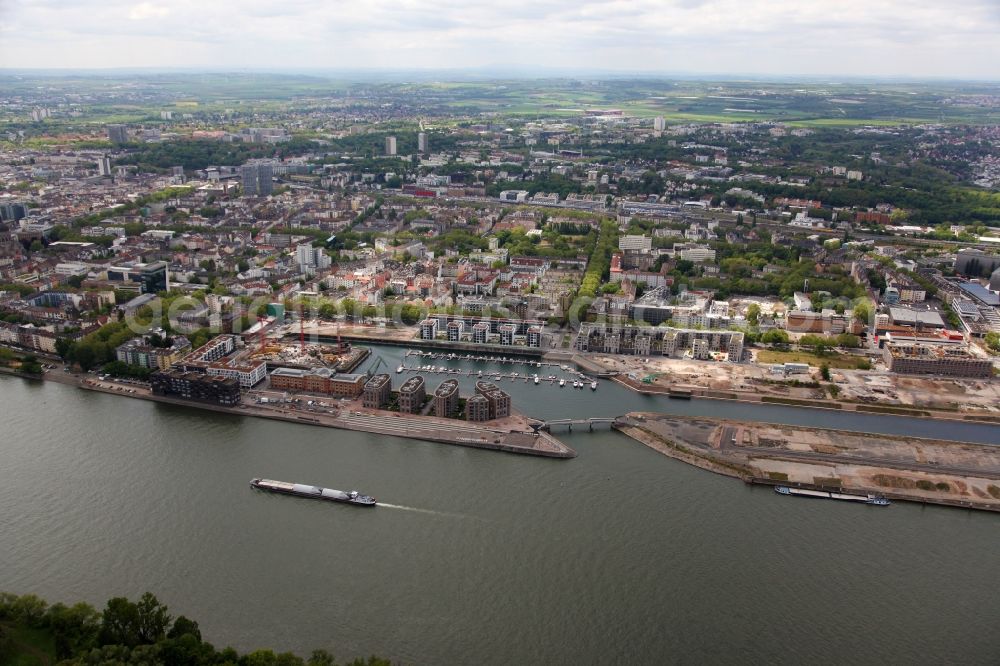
[1,0,999,78]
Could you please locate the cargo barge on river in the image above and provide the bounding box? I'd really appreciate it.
[251,478,376,506]
[774,485,890,506]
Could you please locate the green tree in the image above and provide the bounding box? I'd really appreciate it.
[761,329,789,345]
[100,592,170,647]
[47,601,100,659]
[746,303,761,327]
[852,300,873,325]
[820,363,831,381]
[100,596,141,647]
[983,331,1000,354]
[166,615,201,641]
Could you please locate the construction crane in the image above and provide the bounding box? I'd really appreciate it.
[298,302,305,353]
[256,315,268,354]
[365,356,388,377]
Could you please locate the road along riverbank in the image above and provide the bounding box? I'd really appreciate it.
[616,413,1000,512]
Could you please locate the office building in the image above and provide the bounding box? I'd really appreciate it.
[241,163,274,197]
[0,202,28,223]
[138,262,168,294]
[107,124,128,144]
[269,367,366,396]
[619,235,653,253]
[106,261,170,295]
[385,136,397,156]
[151,370,241,406]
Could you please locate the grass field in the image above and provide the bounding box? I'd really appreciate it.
[0,623,56,666]
[756,349,870,370]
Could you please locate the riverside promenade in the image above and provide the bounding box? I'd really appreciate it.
[74,373,575,459]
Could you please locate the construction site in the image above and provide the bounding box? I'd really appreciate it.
[616,413,1000,512]
[588,352,1000,415]
[244,316,371,375]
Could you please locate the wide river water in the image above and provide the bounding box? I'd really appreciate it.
[2,345,999,665]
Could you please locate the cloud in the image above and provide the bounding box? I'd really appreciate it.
[0,0,998,77]
[128,2,170,20]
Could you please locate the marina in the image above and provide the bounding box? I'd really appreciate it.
[399,350,598,389]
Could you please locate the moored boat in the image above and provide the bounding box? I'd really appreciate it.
[774,485,889,506]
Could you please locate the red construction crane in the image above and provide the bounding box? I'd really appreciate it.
[299,302,305,352]
[256,314,267,353]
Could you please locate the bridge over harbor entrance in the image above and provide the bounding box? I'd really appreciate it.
[534,417,620,432]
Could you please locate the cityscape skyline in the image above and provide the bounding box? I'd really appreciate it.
[2,0,1000,79]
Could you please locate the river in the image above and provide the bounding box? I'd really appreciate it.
[1,346,999,665]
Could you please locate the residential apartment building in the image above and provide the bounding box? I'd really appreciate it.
[575,323,744,362]
[363,373,392,409]
[115,335,191,370]
[433,378,459,417]
[398,375,426,414]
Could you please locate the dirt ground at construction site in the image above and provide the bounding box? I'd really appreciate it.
[588,353,1000,414]
[618,413,1000,511]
